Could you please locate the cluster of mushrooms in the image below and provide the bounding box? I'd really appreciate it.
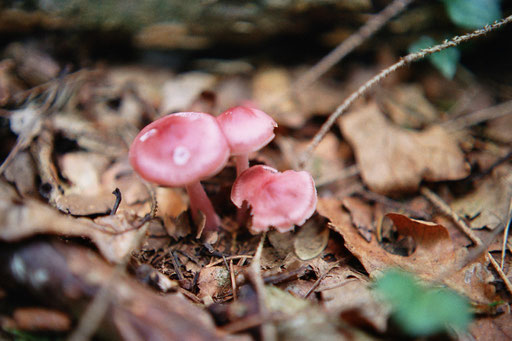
[129,106,317,234]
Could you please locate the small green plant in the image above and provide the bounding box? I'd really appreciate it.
[409,36,460,79]
[443,0,502,29]
[409,0,502,79]
[374,269,473,337]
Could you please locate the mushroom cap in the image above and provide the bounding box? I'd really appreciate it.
[216,106,277,155]
[231,165,317,233]
[129,112,229,186]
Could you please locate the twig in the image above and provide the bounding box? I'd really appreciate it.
[500,186,512,269]
[420,186,482,246]
[249,232,276,341]
[205,255,254,268]
[304,265,339,298]
[442,99,512,131]
[292,0,414,93]
[487,252,512,296]
[220,314,266,335]
[110,188,122,216]
[229,259,237,301]
[471,150,512,181]
[170,250,184,281]
[420,187,512,297]
[298,15,512,169]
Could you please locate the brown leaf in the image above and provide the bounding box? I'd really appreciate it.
[485,113,512,143]
[293,218,329,261]
[197,266,232,301]
[451,170,512,230]
[384,213,451,256]
[3,150,37,196]
[470,313,512,340]
[159,72,216,114]
[321,279,391,333]
[342,197,374,242]
[252,68,305,127]
[317,197,496,302]
[0,241,221,340]
[378,84,439,128]
[339,102,470,195]
[107,65,174,108]
[0,183,146,263]
[276,133,347,186]
[12,307,71,332]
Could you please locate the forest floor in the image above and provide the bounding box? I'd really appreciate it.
[1,3,512,341]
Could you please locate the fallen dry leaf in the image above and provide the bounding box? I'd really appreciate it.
[252,68,305,128]
[0,183,148,263]
[11,308,71,332]
[293,218,329,261]
[470,312,512,340]
[317,197,496,303]
[451,170,512,230]
[378,84,439,128]
[485,113,512,143]
[276,133,347,186]
[339,102,470,195]
[197,265,234,301]
[342,196,374,242]
[107,65,174,108]
[3,150,37,196]
[159,72,216,114]
[321,278,391,333]
[0,241,221,340]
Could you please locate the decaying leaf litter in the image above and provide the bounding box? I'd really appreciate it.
[1,3,512,341]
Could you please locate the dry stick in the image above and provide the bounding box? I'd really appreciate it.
[292,0,414,92]
[420,187,482,246]
[230,259,237,301]
[263,0,413,111]
[500,189,512,269]
[205,254,254,268]
[487,253,512,296]
[420,186,512,296]
[298,15,512,169]
[249,232,276,341]
[442,99,512,131]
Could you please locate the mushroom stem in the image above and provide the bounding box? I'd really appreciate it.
[234,154,250,176]
[185,182,221,231]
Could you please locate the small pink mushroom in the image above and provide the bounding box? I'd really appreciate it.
[231,165,317,233]
[129,112,229,231]
[216,106,277,176]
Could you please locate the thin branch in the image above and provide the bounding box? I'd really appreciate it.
[298,15,512,169]
[442,99,512,131]
[420,186,512,297]
[292,0,414,92]
[487,252,512,297]
[500,186,512,269]
[249,232,276,341]
[420,186,482,246]
[229,259,237,301]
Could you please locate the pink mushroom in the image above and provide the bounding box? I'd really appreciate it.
[231,165,317,233]
[216,106,277,176]
[129,112,229,231]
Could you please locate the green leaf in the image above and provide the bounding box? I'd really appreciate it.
[374,269,473,337]
[409,36,460,79]
[443,0,502,29]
